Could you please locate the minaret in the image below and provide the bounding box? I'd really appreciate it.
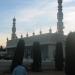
[21,34,23,38]
[49,27,52,33]
[57,0,64,34]
[11,17,17,40]
[33,32,35,36]
[7,37,8,42]
[26,32,28,37]
[40,30,42,35]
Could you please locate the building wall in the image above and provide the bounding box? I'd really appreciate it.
[7,44,51,61]
[48,45,55,61]
[7,48,16,58]
[24,45,49,60]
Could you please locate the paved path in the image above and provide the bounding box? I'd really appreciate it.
[2,71,65,75]
[28,71,65,75]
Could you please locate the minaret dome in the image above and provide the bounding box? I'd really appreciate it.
[11,17,17,40]
[57,0,64,34]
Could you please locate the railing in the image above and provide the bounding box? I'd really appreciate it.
[0,59,55,73]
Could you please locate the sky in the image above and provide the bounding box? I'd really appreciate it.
[0,0,75,47]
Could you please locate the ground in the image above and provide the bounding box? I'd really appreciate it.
[28,71,65,75]
[3,71,65,75]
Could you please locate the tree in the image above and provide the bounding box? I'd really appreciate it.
[0,46,5,58]
[55,42,63,70]
[32,41,41,72]
[0,46,3,51]
[65,32,75,75]
[10,39,25,72]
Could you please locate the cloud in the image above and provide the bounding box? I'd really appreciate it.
[63,0,73,3]
[10,0,57,37]
[12,5,75,39]
[16,9,45,22]
[63,6,75,35]
[15,1,56,22]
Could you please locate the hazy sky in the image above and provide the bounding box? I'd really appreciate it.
[0,0,75,47]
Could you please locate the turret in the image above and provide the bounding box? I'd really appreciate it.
[33,32,35,36]
[26,32,29,37]
[49,27,52,33]
[21,34,23,38]
[11,17,17,40]
[57,0,64,34]
[40,30,42,35]
[7,37,8,42]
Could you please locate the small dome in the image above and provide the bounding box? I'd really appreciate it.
[40,30,42,35]
[21,34,23,38]
[33,32,35,36]
[26,32,28,37]
[49,27,52,33]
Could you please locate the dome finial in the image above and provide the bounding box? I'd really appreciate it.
[40,29,42,35]
[49,27,52,33]
[26,32,29,37]
[21,34,23,38]
[33,32,35,36]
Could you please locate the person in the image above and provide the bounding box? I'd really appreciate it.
[10,39,27,75]
[12,65,27,75]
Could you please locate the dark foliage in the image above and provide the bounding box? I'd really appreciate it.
[0,46,3,59]
[10,39,25,73]
[0,46,6,59]
[0,46,3,51]
[55,42,63,70]
[32,41,41,72]
[65,32,75,75]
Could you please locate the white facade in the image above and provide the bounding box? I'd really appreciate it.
[6,0,66,70]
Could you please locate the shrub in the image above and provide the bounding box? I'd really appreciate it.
[65,32,75,75]
[32,41,41,72]
[10,39,25,72]
[55,42,63,70]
